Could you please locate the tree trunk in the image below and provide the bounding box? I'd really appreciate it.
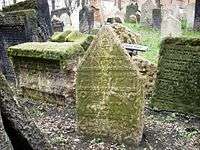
[0,73,52,150]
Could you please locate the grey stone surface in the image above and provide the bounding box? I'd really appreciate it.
[0,72,52,149]
[79,5,94,34]
[141,0,157,27]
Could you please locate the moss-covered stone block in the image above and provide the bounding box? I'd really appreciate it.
[76,26,145,146]
[50,31,72,42]
[8,42,84,105]
[50,30,94,50]
[151,38,200,116]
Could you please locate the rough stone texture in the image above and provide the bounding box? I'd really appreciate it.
[79,5,94,34]
[8,42,84,105]
[50,31,94,50]
[0,9,38,84]
[151,38,200,117]
[132,56,157,100]
[111,23,141,44]
[125,3,138,22]
[194,0,200,30]
[161,15,182,39]
[0,72,52,149]
[140,0,157,27]
[0,0,52,84]
[51,16,64,32]
[76,26,145,146]
[0,111,13,150]
[185,3,195,28]
[152,8,161,29]
[0,40,16,85]
[2,0,52,39]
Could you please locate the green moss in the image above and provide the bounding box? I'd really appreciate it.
[76,26,144,145]
[2,0,37,12]
[50,30,95,50]
[151,37,200,117]
[50,31,72,42]
[8,42,84,61]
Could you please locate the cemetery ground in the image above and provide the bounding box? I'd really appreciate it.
[125,23,200,64]
[20,93,200,149]
[14,23,200,149]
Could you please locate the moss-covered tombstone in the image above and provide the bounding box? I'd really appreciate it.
[151,38,200,116]
[50,31,94,50]
[76,26,145,146]
[8,42,84,105]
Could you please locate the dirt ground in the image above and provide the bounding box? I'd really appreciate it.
[20,97,200,150]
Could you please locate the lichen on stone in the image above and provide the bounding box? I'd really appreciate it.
[151,37,200,116]
[76,25,145,146]
[8,42,84,61]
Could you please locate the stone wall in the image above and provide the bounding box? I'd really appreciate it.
[8,42,85,105]
[151,38,200,116]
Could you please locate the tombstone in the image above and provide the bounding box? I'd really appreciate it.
[2,0,52,39]
[151,38,200,117]
[76,26,145,146]
[0,72,52,149]
[140,0,157,27]
[0,40,16,84]
[161,15,182,39]
[0,0,52,84]
[51,15,64,32]
[152,8,161,29]
[8,42,85,105]
[125,3,138,21]
[186,3,195,28]
[79,5,94,33]
[194,0,200,30]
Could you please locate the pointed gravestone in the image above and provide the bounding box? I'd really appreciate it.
[161,15,182,39]
[76,26,145,146]
[141,0,157,27]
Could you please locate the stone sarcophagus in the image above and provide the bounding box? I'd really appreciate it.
[151,38,200,116]
[76,26,145,146]
[8,42,84,105]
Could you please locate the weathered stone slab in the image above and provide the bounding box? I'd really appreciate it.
[0,72,52,149]
[79,5,94,34]
[76,26,145,146]
[151,38,200,116]
[141,0,157,27]
[194,0,200,30]
[185,3,195,28]
[8,42,84,105]
[161,14,182,39]
[2,0,52,39]
[0,0,52,84]
[125,3,138,21]
[152,8,161,29]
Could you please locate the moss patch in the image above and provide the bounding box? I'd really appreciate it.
[8,42,84,61]
[76,26,145,146]
[151,37,200,116]
[50,31,72,42]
